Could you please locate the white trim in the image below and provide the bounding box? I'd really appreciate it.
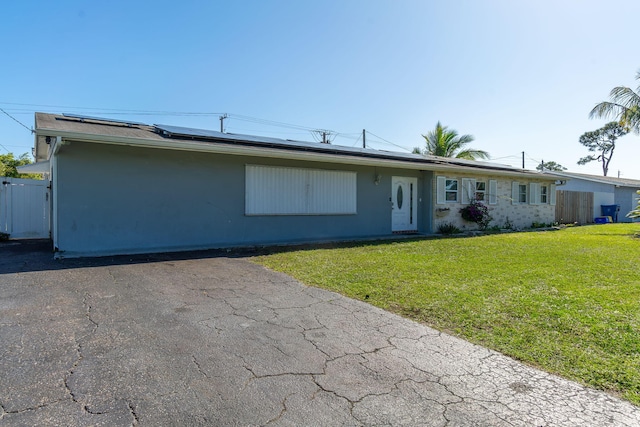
[52,155,58,250]
[16,161,50,174]
[550,184,557,206]
[544,171,640,188]
[488,179,498,205]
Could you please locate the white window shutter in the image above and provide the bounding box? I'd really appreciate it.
[549,184,557,206]
[488,179,498,205]
[436,176,446,205]
[461,178,475,204]
[512,182,519,204]
[530,183,540,205]
[245,165,356,215]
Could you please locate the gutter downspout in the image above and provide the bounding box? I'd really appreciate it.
[50,136,65,254]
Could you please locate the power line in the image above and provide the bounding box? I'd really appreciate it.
[0,101,221,116]
[490,155,522,161]
[225,126,311,136]
[0,101,423,154]
[365,130,412,152]
[0,108,32,133]
[228,113,323,132]
[351,132,362,147]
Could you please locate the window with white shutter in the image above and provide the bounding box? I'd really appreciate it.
[436,176,459,203]
[512,182,528,204]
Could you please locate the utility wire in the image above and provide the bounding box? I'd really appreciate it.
[225,126,311,136]
[228,113,323,132]
[1,101,421,154]
[351,132,362,147]
[0,101,221,116]
[365,130,412,152]
[0,108,32,133]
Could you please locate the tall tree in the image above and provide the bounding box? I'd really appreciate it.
[413,122,489,160]
[536,161,567,172]
[0,153,37,178]
[589,70,640,134]
[577,122,628,176]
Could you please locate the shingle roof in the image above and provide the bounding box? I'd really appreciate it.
[35,112,552,179]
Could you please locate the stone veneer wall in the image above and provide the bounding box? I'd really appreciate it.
[433,174,556,232]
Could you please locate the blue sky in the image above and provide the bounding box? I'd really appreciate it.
[2,0,639,178]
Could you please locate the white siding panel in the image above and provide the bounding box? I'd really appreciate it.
[461,178,475,204]
[436,176,446,205]
[246,165,356,215]
[530,183,540,205]
[512,182,519,204]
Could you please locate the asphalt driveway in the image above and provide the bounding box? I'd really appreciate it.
[1,240,639,426]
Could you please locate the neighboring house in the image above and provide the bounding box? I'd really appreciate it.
[29,112,557,257]
[544,171,640,223]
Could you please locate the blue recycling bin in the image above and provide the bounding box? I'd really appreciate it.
[601,204,619,222]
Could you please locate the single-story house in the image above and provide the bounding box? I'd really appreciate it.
[544,171,640,223]
[29,112,558,257]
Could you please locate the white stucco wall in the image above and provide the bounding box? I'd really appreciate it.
[433,174,556,231]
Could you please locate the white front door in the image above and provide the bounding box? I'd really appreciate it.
[391,176,417,232]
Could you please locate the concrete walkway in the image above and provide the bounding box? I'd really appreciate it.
[1,241,639,426]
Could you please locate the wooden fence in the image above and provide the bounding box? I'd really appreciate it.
[555,190,594,224]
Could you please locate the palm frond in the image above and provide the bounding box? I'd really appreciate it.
[608,86,640,107]
[456,149,490,160]
[419,122,486,158]
[590,72,640,134]
[589,101,627,120]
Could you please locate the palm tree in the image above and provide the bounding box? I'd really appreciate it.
[589,70,640,134]
[413,121,489,160]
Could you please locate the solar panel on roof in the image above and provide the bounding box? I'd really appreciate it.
[155,123,407,155]
[62,113,147,127]
[154,124,226,139]
[153,123,522,172]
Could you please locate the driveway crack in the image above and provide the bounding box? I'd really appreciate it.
[127,400,139,425]
[192,355,209,378]
[265,392,293,425]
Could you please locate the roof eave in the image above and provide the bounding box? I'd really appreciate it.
[36,126,552,180]
[545,171,640,188]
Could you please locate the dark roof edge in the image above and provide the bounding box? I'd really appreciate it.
[155,127,532,175]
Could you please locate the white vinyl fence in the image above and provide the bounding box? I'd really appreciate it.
[0,177,50,239]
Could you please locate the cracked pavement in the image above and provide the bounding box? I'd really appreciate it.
[1,241,639,426]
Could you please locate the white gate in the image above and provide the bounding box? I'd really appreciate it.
[0,177,50,239]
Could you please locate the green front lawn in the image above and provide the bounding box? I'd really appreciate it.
[254,224,640,405]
